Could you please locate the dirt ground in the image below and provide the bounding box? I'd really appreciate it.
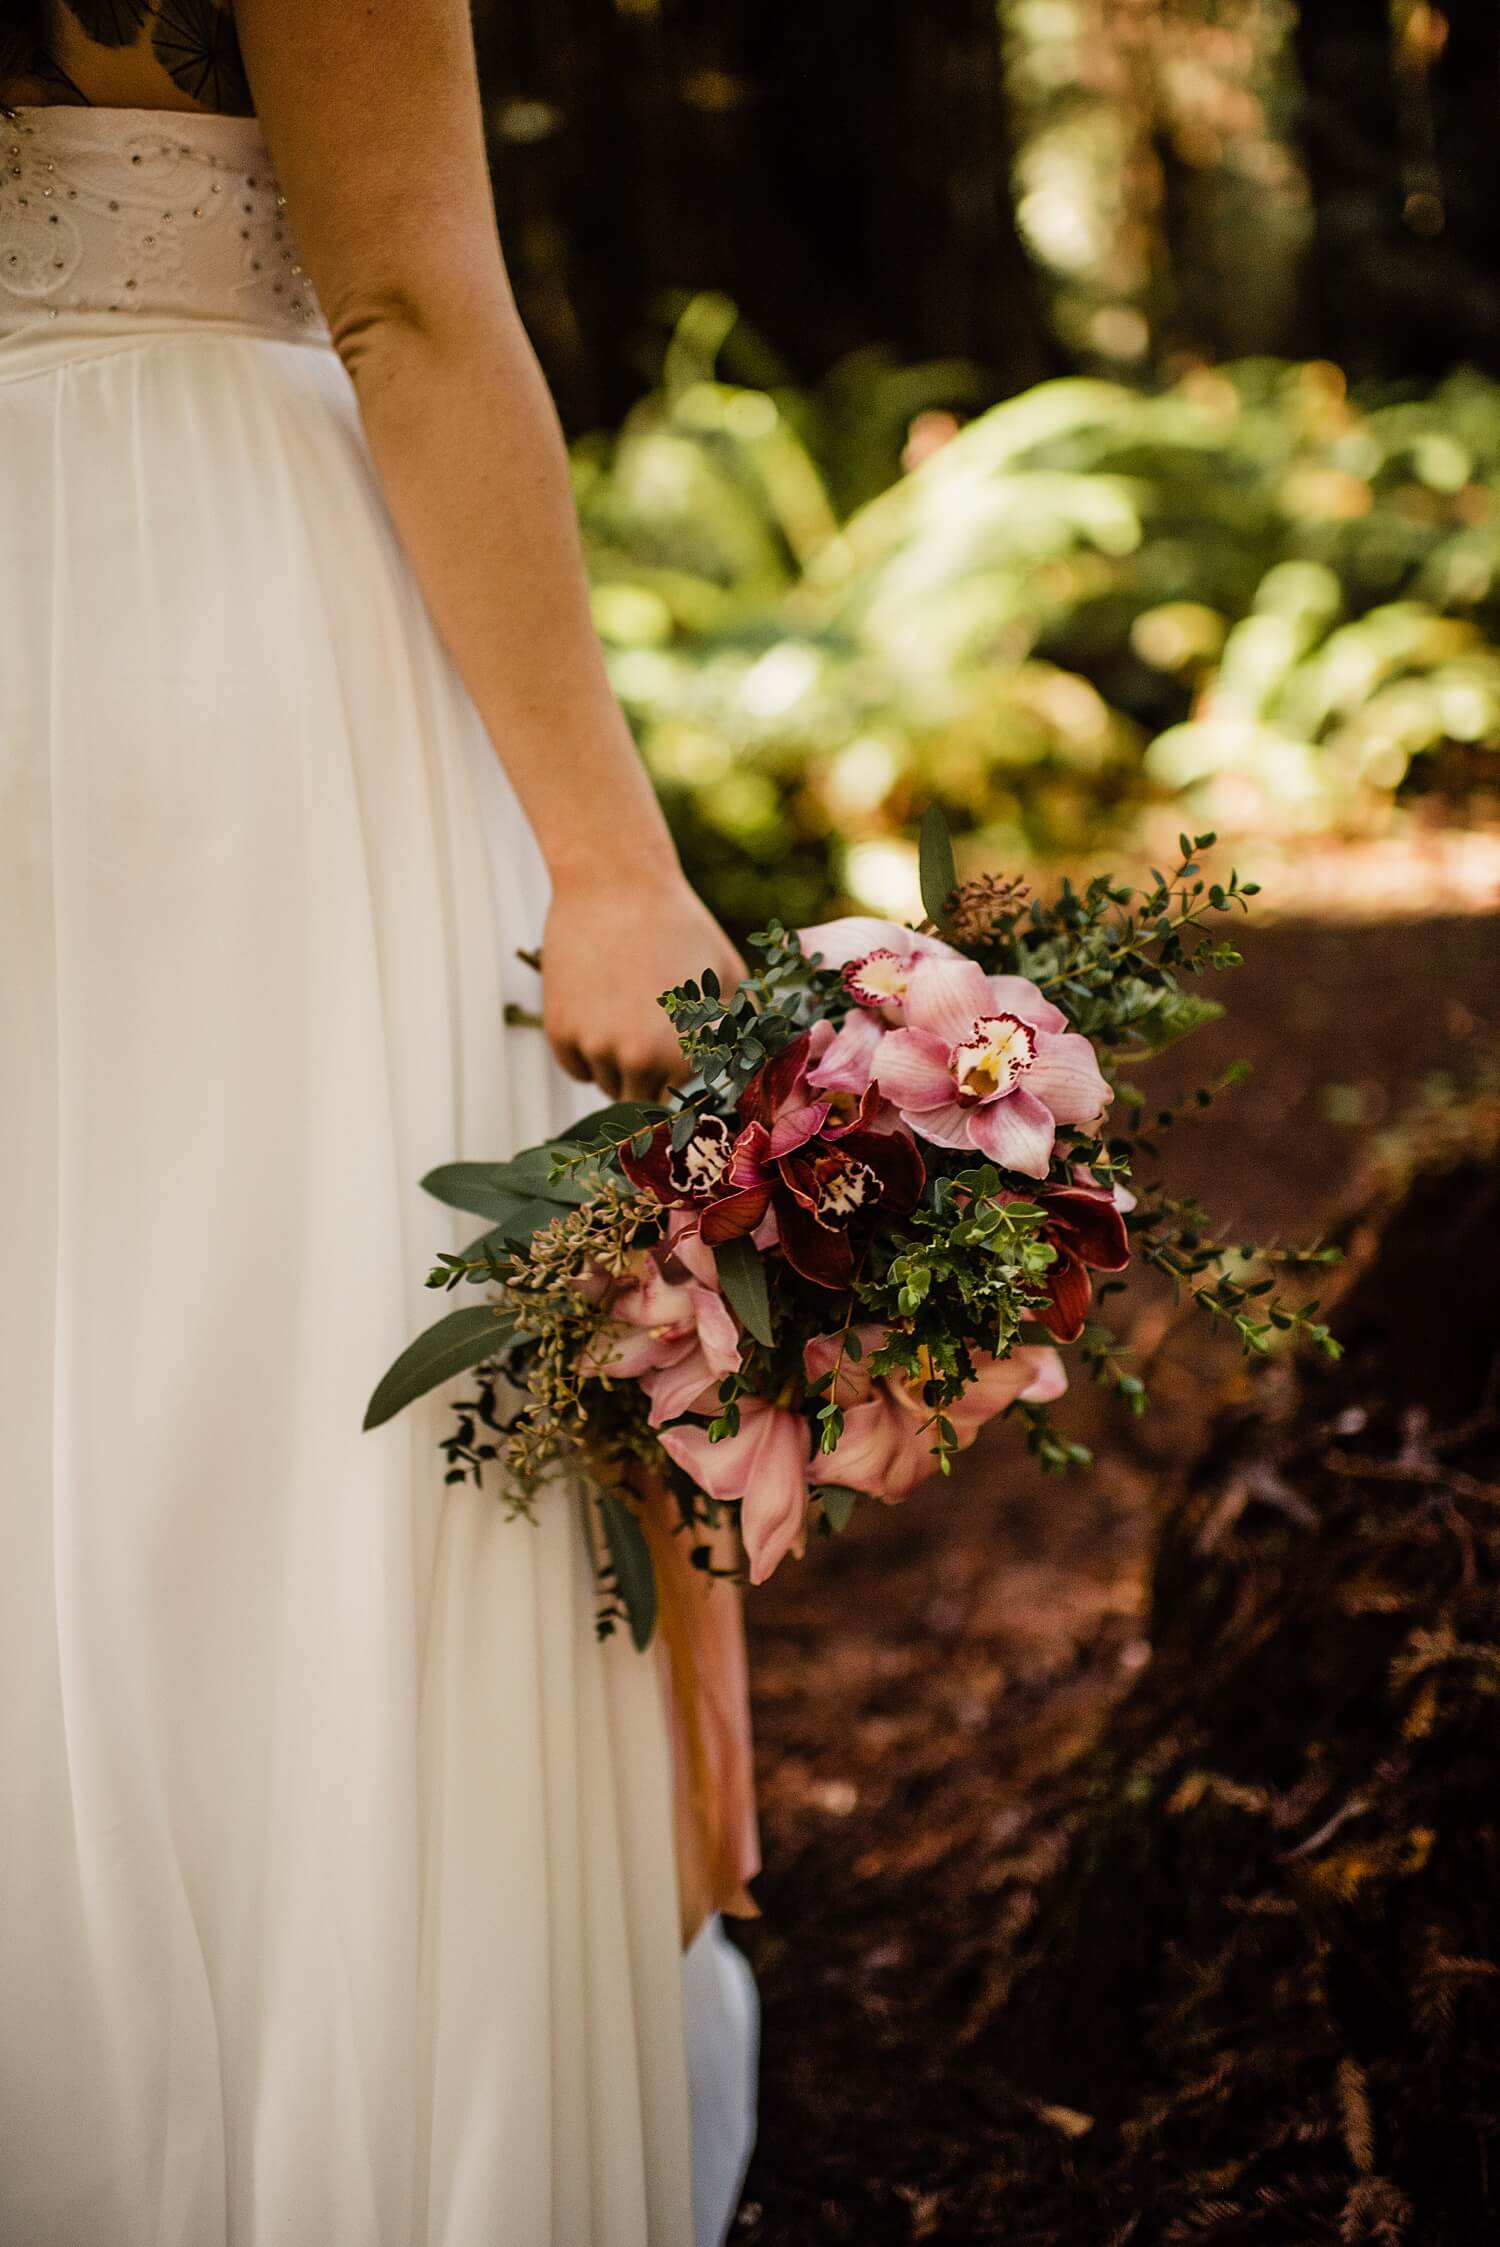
[725,907,1499,2245]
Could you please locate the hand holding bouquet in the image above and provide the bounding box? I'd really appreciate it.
[367,816,1338,1650]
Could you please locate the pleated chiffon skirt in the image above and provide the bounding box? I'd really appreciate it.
[0,101,753,2247]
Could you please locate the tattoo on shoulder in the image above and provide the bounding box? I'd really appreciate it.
[150,0,250,113]
[58,0,150,45]
[59,0,252,116]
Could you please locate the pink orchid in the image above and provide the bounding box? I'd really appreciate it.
[578,1210,743,1427]
[871,956,1112,1178]
[797,916,962,1022]
[804,1325,1068,1502]
[803,1010,887,1103]
[658,1400,814,1586]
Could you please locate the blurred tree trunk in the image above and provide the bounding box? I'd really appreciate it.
[471,0,1047,432]
[998,0,1311,377]
[1294,0,1500,379]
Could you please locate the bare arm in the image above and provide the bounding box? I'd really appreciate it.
[234,0,743,1099]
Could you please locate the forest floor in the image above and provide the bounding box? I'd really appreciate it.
[726,899,1499,2246]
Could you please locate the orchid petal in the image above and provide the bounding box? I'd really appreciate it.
[893,1098,983,1152]
[643,1347,727,1428]
[811,1397,907,1496]
[665,1208,718,1288]
[774,1192,855,1288]
[1017,1345,1068,1404]
[618,1119,683,1204]
[699,1184,774,1245]
[1027,1031,1113,1128]
[660,1403,812,1586]
[834,1123,926,1214]
[805,1009,885,1096]
[871,1027,955,1113]
[766,1099,833,1160]
[614,1265,695,1333]
[796,917,910,970]
[965,1088,1056,1177]
[1043,1183,1131,1272]
[657,1416,746,1504]
[1037,1248,1094,1344]
[689,1285,744,1379]
[739,1034,814,1129]
[579,1320,688,1383]
[727,1121,773,1189]
[796,918,960,971]
[741,1412,816,1584]
[902,955,998,1044]
[984,974,1068,1035]
[946,1342,1068,1437]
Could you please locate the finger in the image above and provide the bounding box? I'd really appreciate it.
[551,1037,593,1085]
[591,1053,624,1103]
[660,1044,694,1092]
[620,1060,670,1107]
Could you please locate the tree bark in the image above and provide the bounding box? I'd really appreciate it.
[1294,0,1500,379]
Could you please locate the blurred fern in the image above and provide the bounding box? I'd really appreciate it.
[578,304,1500,931]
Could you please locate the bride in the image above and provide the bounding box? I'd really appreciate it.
[0,4,759,2243]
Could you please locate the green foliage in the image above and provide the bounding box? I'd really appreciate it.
[578,315,1500,931]
[596,1491,657,1651]
[658,922,837,1098]
[362,1303,518,1431]
[713,1233,774,1348]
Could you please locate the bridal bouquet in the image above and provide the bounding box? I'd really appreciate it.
[365,815,1337,1652]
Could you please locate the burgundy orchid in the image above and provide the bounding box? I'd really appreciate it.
[620,1034,925,1289]
[618,1109,738,1213]
[1028,1178,1133,1343]
[696,1032,925,1289]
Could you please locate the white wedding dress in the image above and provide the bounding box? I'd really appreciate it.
[0,102,756,2247]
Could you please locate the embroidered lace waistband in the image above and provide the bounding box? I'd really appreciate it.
[0,105,329,343]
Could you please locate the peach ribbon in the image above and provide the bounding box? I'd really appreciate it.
[634,1472,761,1950]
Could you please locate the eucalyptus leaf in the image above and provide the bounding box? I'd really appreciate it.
[421,1167,537,1225]
[820,1485,859,1532]
[555,1099,668,1150]
[423,1151,592,1217]
[459,1196,565,1263]
[364,1304,516,1431]
[713,1233,773,1347]
[598,1493,658,1650]
[919,801,959,933]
